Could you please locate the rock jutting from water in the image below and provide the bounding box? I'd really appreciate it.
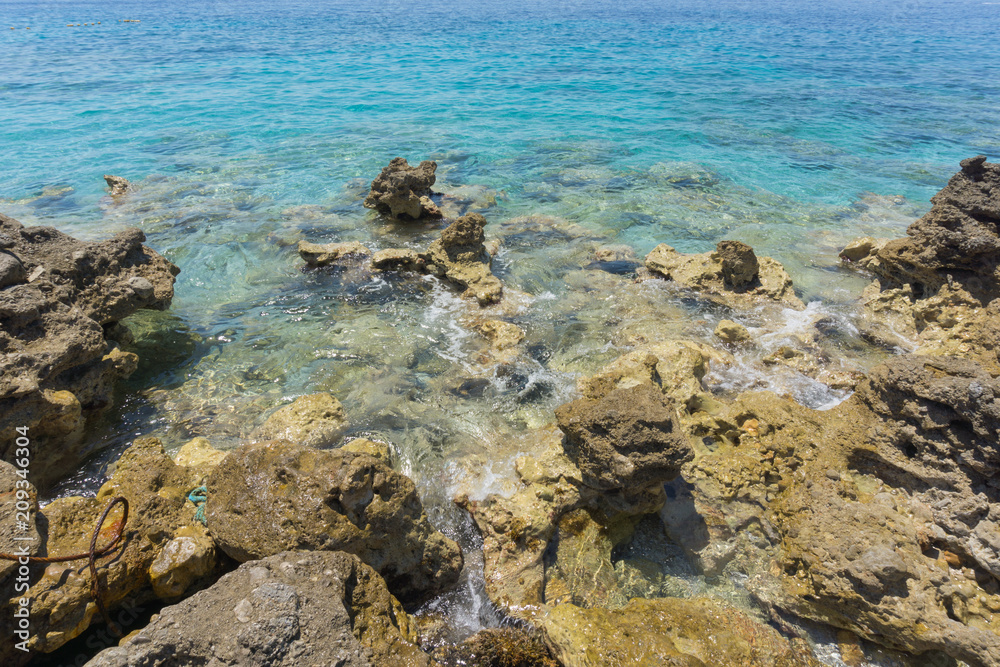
[363,157,442,220]
[103,174,132,197]
[372,212,503,305]
[297,240,372,268]
[0,214,179,487]
[842,155,1000,369]
[645,239,804,310]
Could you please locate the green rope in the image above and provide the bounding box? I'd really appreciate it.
[188,485,208,526]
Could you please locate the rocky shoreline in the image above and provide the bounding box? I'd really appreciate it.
[1,156,998,666]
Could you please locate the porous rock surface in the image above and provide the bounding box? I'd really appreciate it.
[85,551,432,667]
[0,214,179,486]
[554,383,692,491]
[843,156,1000,365]
[205,440,463,604]
[298,240,371,268]
[1,438,219,661]
[645,239,804,309]
[372,212,503,305]
[664,355,1000,666]
[363,157,442,220]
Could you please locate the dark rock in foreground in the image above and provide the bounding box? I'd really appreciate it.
[85,551,433,667]
[363,157,442,220]
[206,441,463,604]
[555,383,692,491]
[0,214,179,487]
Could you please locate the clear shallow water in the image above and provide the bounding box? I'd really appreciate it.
[3,0,1000,650]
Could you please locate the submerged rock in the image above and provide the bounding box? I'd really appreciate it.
[85,551,433,667]
[645,240,804,310]
[0,214,179,487]
[433,627,558,667]
[541,596,821,667]
[473,319,525,350]
[206,441,463,604]
[298,240,371,268]
[251,392,348,448]
[714,318,751,345]
[363,157,442,220]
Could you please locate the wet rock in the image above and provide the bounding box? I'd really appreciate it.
[206,441,462,604]
[363,157,441,220]
[374,213,504,306]
[103,174,131,196]
[863,156,1000,302]
[838,236,887,264]
[423,212,503,305]
[0,214,179,487]
[433,627,558,667]
[460,427,668,615]
[848,157,1000,360]
[86,551,433,667]
[371,247,423,271]
[541,597,821,667]
[6,438,219,658]
[714,319,751,345]
[578,340,733,405]
[252,392,348,448]
[473,319,525,350]
[555,384,692,491]
[341,437,394,463]
[662,352,1000,666]
[645,240,804,309]
[298,240,371,267]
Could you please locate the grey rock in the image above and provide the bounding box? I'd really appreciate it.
[85,551,433,667]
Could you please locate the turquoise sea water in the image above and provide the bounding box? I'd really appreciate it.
[3,0,1000,647]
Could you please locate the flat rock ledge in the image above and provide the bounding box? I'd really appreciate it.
[0,213,179,487]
